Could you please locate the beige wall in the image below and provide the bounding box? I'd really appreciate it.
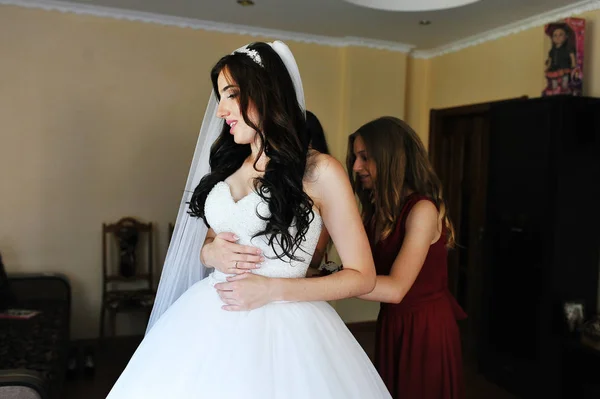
[340,8,600,323]
[4,3,598,339]
[405,57,431,146]
[0,5,407,338]
[334,46,408,322]
[422,9,600,136]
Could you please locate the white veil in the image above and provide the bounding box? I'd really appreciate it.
[146,41,306,333]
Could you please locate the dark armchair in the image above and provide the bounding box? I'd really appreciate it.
[0,260,71,399]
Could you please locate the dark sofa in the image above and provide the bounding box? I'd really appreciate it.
[0,254,71,399]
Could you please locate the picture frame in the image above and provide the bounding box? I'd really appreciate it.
[563,300,585,333]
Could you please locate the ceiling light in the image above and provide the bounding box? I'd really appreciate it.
[237,0,254,6]
[343,0,480,12]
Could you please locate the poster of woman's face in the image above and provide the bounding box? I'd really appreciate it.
[542,18,585,97]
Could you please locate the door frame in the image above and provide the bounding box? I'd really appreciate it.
[428,96,527,359]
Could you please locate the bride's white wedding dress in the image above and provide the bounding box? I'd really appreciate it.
[106,181,391,398]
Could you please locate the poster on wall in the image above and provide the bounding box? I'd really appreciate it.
[542,17,585,97]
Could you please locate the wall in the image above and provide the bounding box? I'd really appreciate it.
[405,57,431,146]
[424,9,600,137]
[6,4,596,339]
[333,46,408,322]
[0,5,407,338]
[419,8,600,311]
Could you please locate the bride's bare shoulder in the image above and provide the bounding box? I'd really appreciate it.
[304,151,350,205]
[305,150,344,180]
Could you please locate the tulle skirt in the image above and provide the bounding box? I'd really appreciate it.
[106,277,391,398]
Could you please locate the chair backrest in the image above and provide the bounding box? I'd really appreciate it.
[102,217,153,289]
[0,252,9,289]
[0,252,15,310]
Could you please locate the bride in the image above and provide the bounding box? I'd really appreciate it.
[106,40,391,398]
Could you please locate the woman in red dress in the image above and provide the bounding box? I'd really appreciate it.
[347,117,466,399]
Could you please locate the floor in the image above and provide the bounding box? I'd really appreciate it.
[62,323,516,399]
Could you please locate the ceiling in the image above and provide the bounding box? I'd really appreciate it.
[24,0,584,50]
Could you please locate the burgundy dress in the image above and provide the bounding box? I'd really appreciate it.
[369,194,467,399]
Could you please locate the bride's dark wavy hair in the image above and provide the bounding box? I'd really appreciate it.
[188,42,313,261]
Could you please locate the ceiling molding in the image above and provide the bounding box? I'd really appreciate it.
[412,0,600,59]
[0,0,414,53]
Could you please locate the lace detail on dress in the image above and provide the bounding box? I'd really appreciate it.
[204,182,322,284]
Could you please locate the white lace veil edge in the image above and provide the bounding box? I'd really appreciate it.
[146,40,306,334]
[145,93,218,333]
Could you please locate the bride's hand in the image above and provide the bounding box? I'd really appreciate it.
[201,232,264,274]
[214,273,274,311]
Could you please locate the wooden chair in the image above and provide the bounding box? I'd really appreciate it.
[100,217,155,339]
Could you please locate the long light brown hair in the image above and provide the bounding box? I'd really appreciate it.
[346,117,455,247]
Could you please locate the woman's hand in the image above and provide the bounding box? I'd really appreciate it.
[201,232,264,274]
[214,273,274,311]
